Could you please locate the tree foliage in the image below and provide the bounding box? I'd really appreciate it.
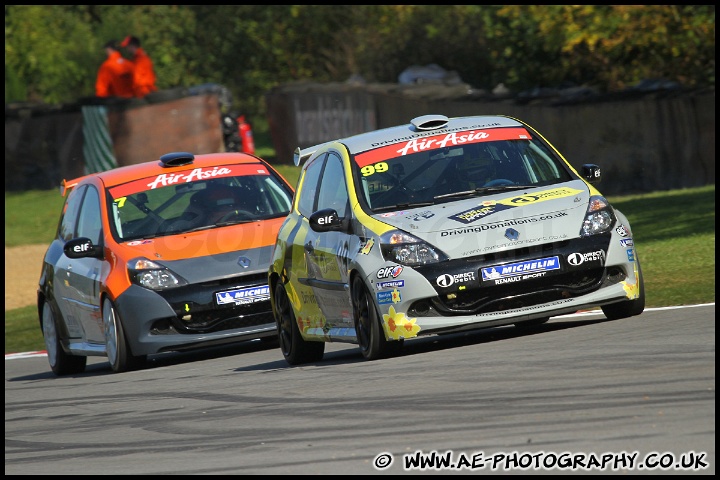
[5,5,715,120]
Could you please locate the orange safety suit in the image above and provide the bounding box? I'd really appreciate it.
[95,51,135,98]
[130,47,158,97]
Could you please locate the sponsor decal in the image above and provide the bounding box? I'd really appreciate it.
[626,248,635,262]
[360,238,375,255]
[216,285,270,306]
[615,224,629,237]
[407,210,435,222]
[126,240,153,246]
[382,305,421,339]
[148,166,233,189]
[379,210,408,218]
[377,265,403,279]
[377,288,401,305]
[316,213,337,226]
[449,203,512,224]
[377,279,405,290]
[301,291,318,305]
[567,250,605,266]
[620,238,634,247]
[481,256,560,282]
[442,211,569,236]
[447,188,581,225]
[391,289,401,303]
[109,164,268,198]
[436,271,476,288]
[504,187,581,206]
[354,127,531,167]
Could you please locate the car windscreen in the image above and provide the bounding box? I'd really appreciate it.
[107,163,293,241]
[351,127,573,212]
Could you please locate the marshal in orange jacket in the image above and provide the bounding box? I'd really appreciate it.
[95,49,134,98]
[129,47,158,97]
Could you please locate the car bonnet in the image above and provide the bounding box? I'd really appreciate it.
[117,218,284,282]
[370,181,592,259]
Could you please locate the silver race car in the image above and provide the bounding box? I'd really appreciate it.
[269,114,644,364]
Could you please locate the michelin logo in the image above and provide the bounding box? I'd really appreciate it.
[216,285,270,305]
[482,256,560,282]
[377,280,405,290]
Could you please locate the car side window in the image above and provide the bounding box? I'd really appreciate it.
[59,185,87,241]
[297,153,326,218]
[316,153,349,218]
[76,186,103,245]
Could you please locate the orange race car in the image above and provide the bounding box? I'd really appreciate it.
[37,151,295,375]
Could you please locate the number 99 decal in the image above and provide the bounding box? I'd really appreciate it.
[361,162,389,176]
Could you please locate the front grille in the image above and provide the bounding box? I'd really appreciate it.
[151,272,275,334]
[408,235,615,317]
[479,240,571,263]
[423,267,607,316]
[151,306,275,335]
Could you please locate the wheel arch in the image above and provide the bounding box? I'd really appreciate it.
[38,293,72,351]
[268,270,282,316]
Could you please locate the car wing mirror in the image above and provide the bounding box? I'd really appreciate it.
[581,164,602,184]
[309,208,347,233]
[64,237,104,259]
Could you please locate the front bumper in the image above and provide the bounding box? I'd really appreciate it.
[370,233,638,336]
[115,272,276,356]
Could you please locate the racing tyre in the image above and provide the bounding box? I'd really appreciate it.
[352,276,399,360]
[103,298,146,373]
[42,301,87,376]
[601,258,646,320]
[274,283,324,365]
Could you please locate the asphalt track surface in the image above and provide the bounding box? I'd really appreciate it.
[5,304,715,475]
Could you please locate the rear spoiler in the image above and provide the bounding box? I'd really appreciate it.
[293,141,334,167]
[60,177,85,196]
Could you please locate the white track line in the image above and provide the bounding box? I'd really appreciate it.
[5,303,714,361]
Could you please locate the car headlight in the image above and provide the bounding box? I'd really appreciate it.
[580,195,616,236]
[379,230,448,266]
[127,257,188,290]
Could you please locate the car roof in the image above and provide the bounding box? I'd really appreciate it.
[294,114,525,165]
[62,152,270,194]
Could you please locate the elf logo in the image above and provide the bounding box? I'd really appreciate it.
[377,265,403,279]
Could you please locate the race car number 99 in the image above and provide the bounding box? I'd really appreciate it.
[361,162,389,176]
